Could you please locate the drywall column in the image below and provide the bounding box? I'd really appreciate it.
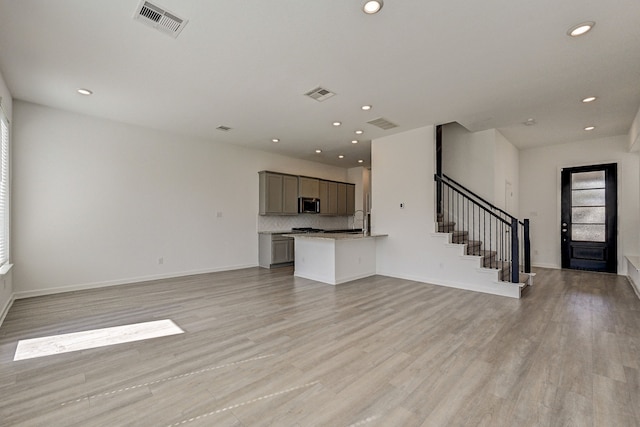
[372,126,435,278]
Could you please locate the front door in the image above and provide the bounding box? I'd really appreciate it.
[561,163,617,273]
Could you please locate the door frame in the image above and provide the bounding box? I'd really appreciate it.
[557,161,619,273]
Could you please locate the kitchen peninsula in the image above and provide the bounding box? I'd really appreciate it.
[285,232,387,285]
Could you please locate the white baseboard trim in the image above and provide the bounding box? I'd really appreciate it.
[14,264,257,300]
[375,270,520,299]
[531,263,560,269]
[0,293,15,327]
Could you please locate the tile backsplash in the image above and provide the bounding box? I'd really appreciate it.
[257,214,351,232]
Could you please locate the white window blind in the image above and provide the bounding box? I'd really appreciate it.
[0,111,9,266]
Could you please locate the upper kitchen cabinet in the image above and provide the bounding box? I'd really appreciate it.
[319,180,338,215]
[299,177,320,198]
[346,184,355,215]
[259,171,299,215]
[320,180,354,216]
[337,182,348,216]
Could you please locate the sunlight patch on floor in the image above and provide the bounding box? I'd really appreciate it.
[13,319,184,361]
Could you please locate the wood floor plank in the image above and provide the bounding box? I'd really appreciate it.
[1,266,639,426]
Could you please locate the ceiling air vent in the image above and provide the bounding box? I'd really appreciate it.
[134,1,188,38]
[367,117,398,130]
[304,87,336,102]
[216,125,232,132]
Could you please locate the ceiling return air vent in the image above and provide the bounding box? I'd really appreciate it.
[367,117,398,130]
[304,87,336,102]
[133,1,188,38]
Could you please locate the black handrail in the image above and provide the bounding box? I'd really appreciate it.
[442,174,518,222]
[436,175,509,225]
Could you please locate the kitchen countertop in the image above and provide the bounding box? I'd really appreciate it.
[258,229,369,235]
[283,232,388,240]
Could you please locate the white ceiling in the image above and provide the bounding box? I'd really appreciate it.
[1,0,639,168]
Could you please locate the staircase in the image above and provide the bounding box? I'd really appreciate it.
[435,174,533,299]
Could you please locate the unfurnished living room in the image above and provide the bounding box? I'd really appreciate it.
[1,1,640,426]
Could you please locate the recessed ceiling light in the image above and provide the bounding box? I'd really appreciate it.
[315,149,322,153]
[361,105,372,111]
[271,138,280,143]
[333,121,342,127]
[358,159,364,163]
[363,0,383,14]
[338,155,345,159]
[352,140,359,144]
[77,88,93,95]
[524,118,536,126]
[582,96,597,103]
[355,130,364,135]
[567,21,595,37]
[584,126,596,131]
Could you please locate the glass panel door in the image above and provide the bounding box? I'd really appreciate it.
[570,171,605,242]
[561,164,617,273]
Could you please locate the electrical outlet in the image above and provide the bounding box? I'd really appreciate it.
[216,211,223,218]
[158,257,164,265]
[400,203,405,209]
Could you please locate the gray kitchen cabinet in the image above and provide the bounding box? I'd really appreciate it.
[319,180,338,215]
[260,171,354,217]
[319,180,354,216]
[299,177,320,198]
[346,183,355,215]
[318,180,328,214]
[282,175,299,214]
[337,182,347,216]
[259,171,299,215]
[259,233,294,268]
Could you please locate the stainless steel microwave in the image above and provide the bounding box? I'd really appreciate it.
[298,197,320,214]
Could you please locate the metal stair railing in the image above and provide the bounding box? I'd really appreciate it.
[435,174,531,283]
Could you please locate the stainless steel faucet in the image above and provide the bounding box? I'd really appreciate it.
[352,210,365,230]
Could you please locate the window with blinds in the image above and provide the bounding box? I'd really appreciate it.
[0,112,9,266]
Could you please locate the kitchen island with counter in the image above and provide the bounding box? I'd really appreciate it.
[284,232,387,285]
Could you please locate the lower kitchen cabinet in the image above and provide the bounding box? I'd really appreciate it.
[258,233,295,268]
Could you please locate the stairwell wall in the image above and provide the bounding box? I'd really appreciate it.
[441,123,519,216]
[372,126,514,295]
[441,123,495,202]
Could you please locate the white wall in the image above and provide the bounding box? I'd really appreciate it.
[442,123,495,202]
[0,70,13,324]
[520,135,640,274]
[630,105,640,151]
[373,126,435,279]
[494,130,520,217]
[12,101,349,297]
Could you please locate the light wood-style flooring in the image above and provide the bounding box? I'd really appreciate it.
[1,267,639,426]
